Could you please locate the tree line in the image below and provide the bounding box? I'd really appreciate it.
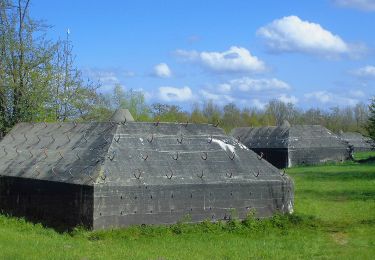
[0,0,374,139]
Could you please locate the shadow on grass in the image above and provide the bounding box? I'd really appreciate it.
[298,189,375,201]
[299,170,375,182]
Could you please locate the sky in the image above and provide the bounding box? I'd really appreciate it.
[31,0,375,110]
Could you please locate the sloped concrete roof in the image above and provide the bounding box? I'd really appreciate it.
[0,119,286,187]
[232,125,349,149]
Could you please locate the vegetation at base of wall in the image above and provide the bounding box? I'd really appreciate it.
[0,151,374,259]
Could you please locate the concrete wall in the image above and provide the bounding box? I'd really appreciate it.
[0,177,93,229]
[251,148,289,169]
[92,180,294,229]
[288,147,350,167]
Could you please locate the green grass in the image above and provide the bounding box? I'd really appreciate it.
[1,152,375,259]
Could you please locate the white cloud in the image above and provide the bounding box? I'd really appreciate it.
[158,86,193,102]
[349,90,365,98]
[333,0,375,11]
[257,16,350,56]
[199,90,235,103]
[153,63,172,78]
[218,83,232,93]
[352,65,375,78]
[228,77,291,92]
[278,94,299,104]
[175,46,266,73]
[304,91,358,106]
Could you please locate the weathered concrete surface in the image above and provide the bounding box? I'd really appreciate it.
[0,114,294,230]
[232,124,351,168]
[339,132,374,152]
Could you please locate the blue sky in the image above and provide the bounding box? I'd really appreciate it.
[32,0,375,110]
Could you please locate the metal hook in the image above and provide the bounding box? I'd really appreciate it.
[214,120,220,127]
[66,133,71,143]
[83,132,88,143]
[23,133,27,142]
[177,135,183,144]
[2,147,7,157]
[280,170,286,176]
[201,152,208,160]
[114,135,120,143]
[207,135,213,144]
[236,136,241,144]
[34,167,41,177]
[29,150,33,158]
[134,169,142,179]
[76,152,81,160]
[141,153,149,161]
[43,121,48,128]
[52,167,57,175]
[43,148,48,159]
[197,170,204,179]
[253,169,260,177]
[108,151,116,161]
[69,168,74,177]
[51,135,55,144]
[166,169,174,179]
[228,152,235,160]
[147,134,154,143]
[172,152,179,160]
[36,135,41,144]
[257,152,264,160]
[121,118,127,125]
[58,151,64,160]
[226,171,233,178]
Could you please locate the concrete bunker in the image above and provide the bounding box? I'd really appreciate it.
[339,131,374,152]
[232,122,351,169]
[0,110,294,230]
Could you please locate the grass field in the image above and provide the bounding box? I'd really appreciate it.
[0,152,374,259]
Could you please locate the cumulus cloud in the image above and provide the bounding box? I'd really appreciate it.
[199,90,235,104]
[153,63,172,78]
[228,77,291,92]
[352,65,375,78]
[333,0,375,11]
[278,94,299,104]
[158,86,193,102]
[175,46,266,73]
[304,91,358,106]
[257,16,350,56]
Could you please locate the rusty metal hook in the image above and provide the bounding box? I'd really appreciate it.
[228,152,235,160]
[121,118,127,125]
[201,152,208,160]
[141,153,149,161]
[166,169,174,179]
[29,150,33,158]
[114,135,120,143]
[214,120,220,127]
[257,152,264,160]
[197,170,204,179]
[226,171,233,178]
[253,169,260,177]
[134,169,142,179]
[108,151,116,161]
[69,168,74,177]
[172,152,179,160]
[147,134,154,143]
[177,135,183,144]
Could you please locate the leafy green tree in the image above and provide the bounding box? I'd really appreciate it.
[366,97,375,139]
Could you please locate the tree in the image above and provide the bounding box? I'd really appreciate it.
[0,0,56,133]
[366,97,375,139]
